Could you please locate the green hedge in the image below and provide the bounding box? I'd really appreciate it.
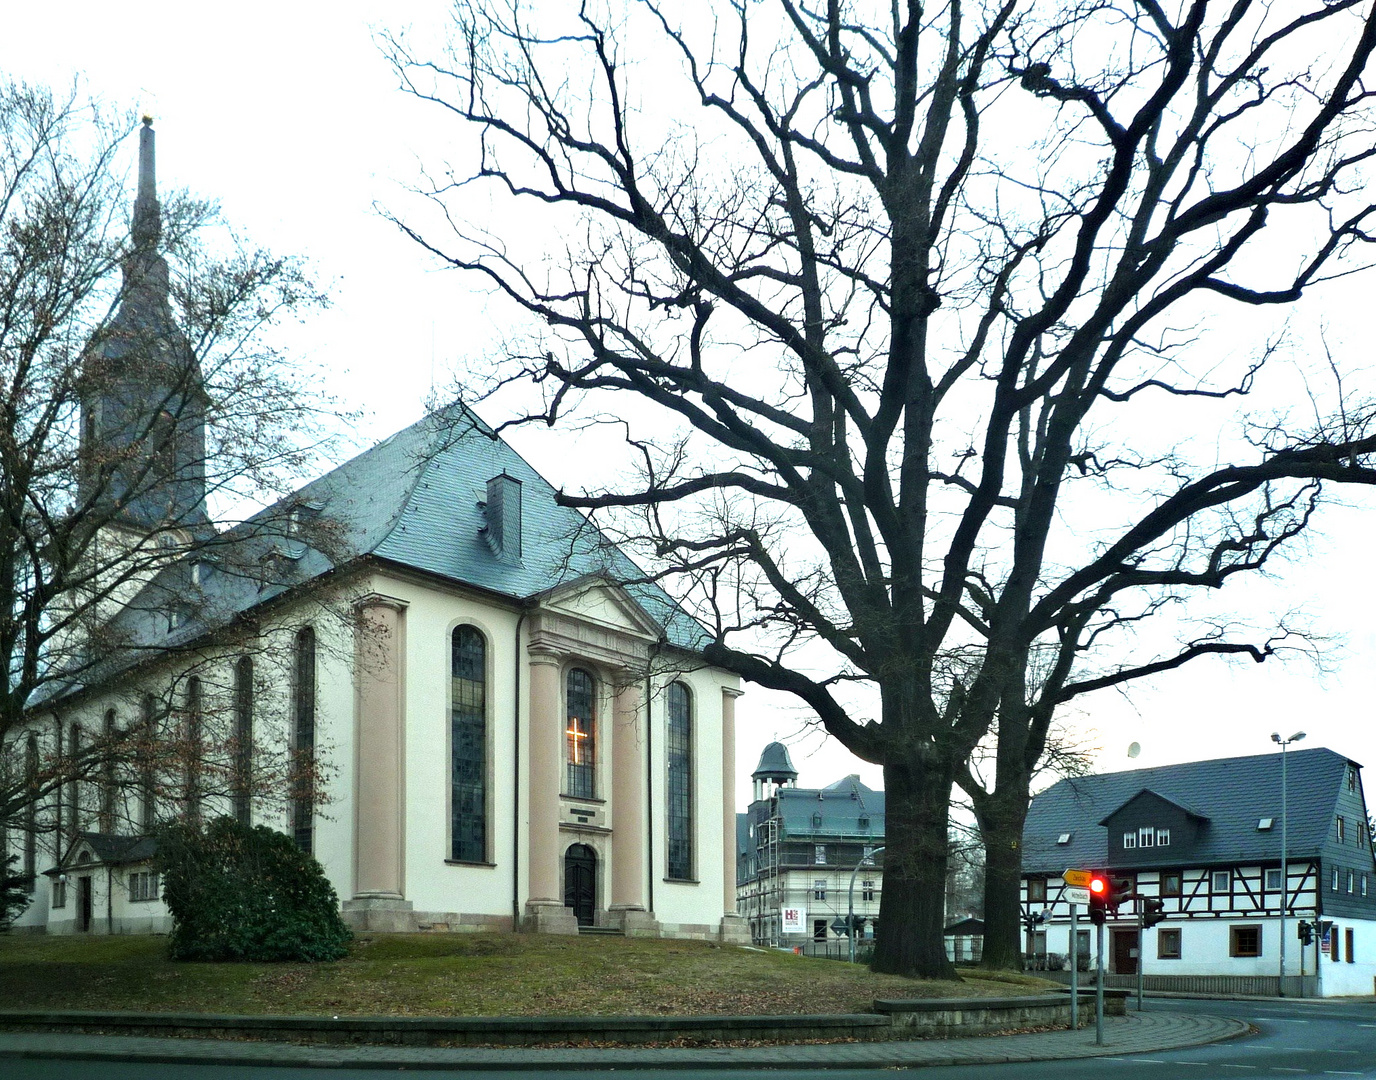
[156,816,351,962]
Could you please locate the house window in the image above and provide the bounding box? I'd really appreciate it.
[183,677,202,826]
[1265,868,1284,892]
[1212,870,1231,893]
[1122,831,1138,849]
[450,626,487,863]
[1027,878,1047,904]
[1158,928,1181,959]
[129,871,159,902]
[1138,826,1155,849]
[1332,867,1340,892]
[666,681,694,880]
[1346,927,1355,963]
[1348,870,1355,894]
[292,627,317,853]
[51,879,66,909]
[1363,875,1369,898]
[814,844,826,865]
[233,656,253,826]
[565,668,597,799]
[1348,766,1357,792]
[1229,925,1262,958]
[1336,816,1345,843]
[1161,871,1182,897]
[814,879,827,901]
[1330,926,1341,961]
[858,816,870,830]
[813,919,827,942]
[862,879,875,902]
[1156,828,1171,847]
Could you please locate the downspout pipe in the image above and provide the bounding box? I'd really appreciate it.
[512,608,529,931]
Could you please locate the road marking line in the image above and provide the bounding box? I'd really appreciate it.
[1269,1070,1306,1074]
[1269,1019,1311,1023]
[1359,1024,1376,1029]
[1219,1066,1258,1070]
[1321,1073,1364,1077]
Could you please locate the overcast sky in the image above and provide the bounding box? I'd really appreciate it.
[7,0,1375,811]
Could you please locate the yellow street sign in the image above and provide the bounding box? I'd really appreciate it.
[1062,869,1093,887]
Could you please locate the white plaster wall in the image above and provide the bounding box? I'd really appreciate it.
[370,570,522,922]
[650,665,733,931]
[1317,919,1376,996]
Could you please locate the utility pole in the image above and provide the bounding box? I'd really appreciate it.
[1271,731,1305,997]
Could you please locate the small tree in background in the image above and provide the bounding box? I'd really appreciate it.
[156,816,351,962]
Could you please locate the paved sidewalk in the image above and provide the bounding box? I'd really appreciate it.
[0,1011,1249,1071]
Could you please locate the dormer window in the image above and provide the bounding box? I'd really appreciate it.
[1138,826,1156,849]
[1057,832,1073,845]
[1337,816,1346,844]
[1257,817,1274,831]
[168,602,193,631]
[192,559,211,587]
[1123,831,1138,849]
[858,815,869,830]
[1156,828,1171,847]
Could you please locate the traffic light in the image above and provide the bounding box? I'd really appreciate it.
[1088,872,1110,925]
[1297,920,1313,946]
[1142,897,1166,928]
[1107,876,1134,916]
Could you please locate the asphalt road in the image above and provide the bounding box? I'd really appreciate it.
[1,996,1373,1079]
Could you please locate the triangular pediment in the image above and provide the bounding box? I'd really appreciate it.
[538,575,662,640]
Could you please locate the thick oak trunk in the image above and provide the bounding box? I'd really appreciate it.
[978,795,1031,971]
[870,756,956,979]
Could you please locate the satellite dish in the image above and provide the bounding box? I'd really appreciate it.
[1127,742,1141,759]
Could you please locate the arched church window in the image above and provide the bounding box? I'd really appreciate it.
[565,668,596,799]
[450,626,487,862]
[67,722,82,839]
[666,682,694,880]
[292,627,316,853]
[184,677,202,826]
[233,656,253,826]
[100,709,116,831]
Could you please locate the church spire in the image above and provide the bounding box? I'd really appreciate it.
[132,117,160,249]
[78,118,209,531]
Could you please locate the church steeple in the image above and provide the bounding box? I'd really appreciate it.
[79,118,208,532]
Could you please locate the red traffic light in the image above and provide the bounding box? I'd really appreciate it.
[1089,876,1107,894]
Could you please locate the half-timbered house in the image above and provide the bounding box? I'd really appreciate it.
[1020,748,1376,997]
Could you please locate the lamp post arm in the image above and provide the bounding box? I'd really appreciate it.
[847,845,884,965]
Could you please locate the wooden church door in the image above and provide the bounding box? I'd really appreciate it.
[564,844,597,927]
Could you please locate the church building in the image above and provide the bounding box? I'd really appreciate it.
[4,122,748,943]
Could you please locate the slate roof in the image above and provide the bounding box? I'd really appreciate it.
[1022,747,1358,874]
[45,832,158,872]
[771,776,885,840]
[45,403,711,702]
[752,741,799,781]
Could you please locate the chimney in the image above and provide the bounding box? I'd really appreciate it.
[481,473,522,561]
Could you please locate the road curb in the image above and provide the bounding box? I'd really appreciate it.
[0,1013,1253,1071]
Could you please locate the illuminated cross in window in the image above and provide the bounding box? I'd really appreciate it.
[566,722,589,764]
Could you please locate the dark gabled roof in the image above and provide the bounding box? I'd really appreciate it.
[45,833,157,873]
[1023,747,1358,874]
[944,918,985,935]
[42,403,711,702]
[1096,788,1209,826]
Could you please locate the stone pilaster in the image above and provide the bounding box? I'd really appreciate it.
[343,594,414,932]
[609,678,657,936]
[524,648,578,934]
[719,686,750,944]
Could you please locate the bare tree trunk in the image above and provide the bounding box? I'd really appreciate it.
[872,756,956,979]
[977,794,1031,971]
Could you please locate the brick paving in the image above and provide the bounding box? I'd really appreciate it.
[0,1011,1249,1071]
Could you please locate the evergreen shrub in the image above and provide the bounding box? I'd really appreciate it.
[156,816,351,961]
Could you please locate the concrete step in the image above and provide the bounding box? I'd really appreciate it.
[578,925,624,936]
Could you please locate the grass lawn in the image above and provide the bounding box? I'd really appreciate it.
[0,933,1056,1017]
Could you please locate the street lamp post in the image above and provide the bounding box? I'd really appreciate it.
[1271,730,1306,998]
[847,846,884,964]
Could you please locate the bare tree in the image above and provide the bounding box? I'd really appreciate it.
[386,0,1376,976]
[0,81,343,870]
